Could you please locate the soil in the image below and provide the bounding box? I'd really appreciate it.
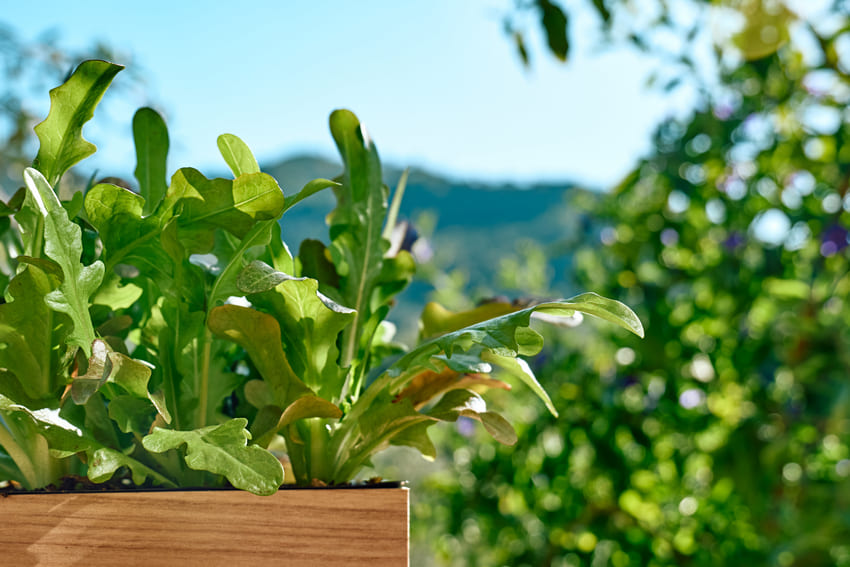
[0,474,156,495]
[0,475,402,495]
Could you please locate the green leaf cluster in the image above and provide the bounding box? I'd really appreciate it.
[0,59,640,494]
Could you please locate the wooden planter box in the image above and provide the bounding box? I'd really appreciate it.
[0,484,408,566]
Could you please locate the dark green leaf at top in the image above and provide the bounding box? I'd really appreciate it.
[133,107,169,216]
[537,0,569,61]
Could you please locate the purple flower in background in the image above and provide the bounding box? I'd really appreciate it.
[821,224,849,256]
[661,228,679,247]
[724,230,745,251]
[456,417,476,437]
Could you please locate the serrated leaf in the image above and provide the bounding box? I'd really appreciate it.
[32,60,123,186]
[24,168,102,357]
[217,133,260,178]
[327,109,389,375]
[84,182,167,282]
[92,272,143,310]
[133,107,169,216]
[142,418,284,495]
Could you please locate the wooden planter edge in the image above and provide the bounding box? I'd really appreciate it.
[0,485,409,567]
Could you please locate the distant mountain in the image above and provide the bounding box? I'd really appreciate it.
[263,154,596,309]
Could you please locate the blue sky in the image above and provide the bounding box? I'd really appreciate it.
[4,1,694,187]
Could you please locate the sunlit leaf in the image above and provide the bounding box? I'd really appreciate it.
[217,133,260,178]
[32,60,123,186]
[24,168,102,357]
[142,418,284,495]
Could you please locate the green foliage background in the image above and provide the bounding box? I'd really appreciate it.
[409,2,850,566]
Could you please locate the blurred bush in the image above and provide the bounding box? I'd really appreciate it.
[412,3,850,566]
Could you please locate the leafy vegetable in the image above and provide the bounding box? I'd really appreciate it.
[0,59,641,495]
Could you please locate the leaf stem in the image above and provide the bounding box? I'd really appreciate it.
[0,424,37,489]
[198,328,212,429]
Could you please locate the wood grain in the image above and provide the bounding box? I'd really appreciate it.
[0,487,408,566]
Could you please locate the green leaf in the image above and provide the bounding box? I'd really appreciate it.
[87,446,175,487]
[92,272,143,310]
[427,389,517,445]
[236,261,355,399]
[207,220,277,309]
[389,420,437,460]
[0,394,60,489]
[0,267,57,400]
[592,0,611,22]
[394,293,643,380]
[277,395,342,429]
[420,300,522,340]
[0,392,172,488]
[327,109,389,375]
[537,0,569,62]
[107,396,156,434]
[133,107,169,216]
[32,60,123,186]
[84,182,168,282]
[69,339,171,424]
[298,239,339,289]
[232,172,286,220]
[142,418,284,495]
[24,168,103,357]
[332,395,431,482]
[166,168,285,253]
[393,365,510,410]
[282,178,340,214]
[206,305,312,408]
[382,168,409,241]
[483,351,557,417]
[68,339,111,404]
[236,258,295,293]
[217,133,260,178]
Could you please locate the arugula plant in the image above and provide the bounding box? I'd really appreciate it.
[0,60,643,495]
